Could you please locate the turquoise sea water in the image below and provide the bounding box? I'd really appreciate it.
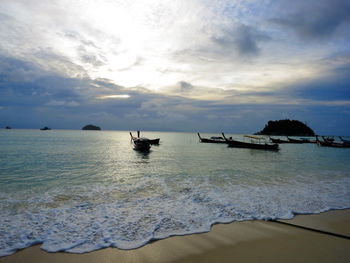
[1,130,350,256]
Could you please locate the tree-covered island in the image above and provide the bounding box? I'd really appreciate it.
[82,124,101,130]
[256,119,315,136]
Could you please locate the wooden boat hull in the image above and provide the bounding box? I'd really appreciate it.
[342,141,350,147]
[198,133,227,144]
[317,140,349,148]
[199,138,227,143]
[287,137,304,143]
[340,137,350,146]
[132,139,151,151]
[227,139,279,150]
[130,132,151,151]
[221,133,279,150]
[299,139,316,143]
[149,138,160,145]
[269,137,289,143]
[315,135,349,148]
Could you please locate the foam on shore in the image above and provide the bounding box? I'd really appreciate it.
[1,174,349,257]
[0,209,349,263]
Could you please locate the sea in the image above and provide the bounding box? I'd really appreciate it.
[1,129,350,256]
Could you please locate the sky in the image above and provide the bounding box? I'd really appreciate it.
[0,0,350,134]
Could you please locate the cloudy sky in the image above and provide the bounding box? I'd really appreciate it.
[0,0,350,134]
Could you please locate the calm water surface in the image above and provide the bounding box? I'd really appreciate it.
[0,130,350,256]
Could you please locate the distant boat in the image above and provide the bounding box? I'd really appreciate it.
[5,126,11,129]
[287,137,304,143]
[197,133,227,143]
[129,132,151,151]
[133,131,160,145]
[268,136,289,144]
[222,133,279,151]
[270,136,315,144]
[149,138,160,145]
[322,136,334,143]
[340,137,350,146]
[40,126,51,131]
[298,137,316,143]
[316,135,347,148]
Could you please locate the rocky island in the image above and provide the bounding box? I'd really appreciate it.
[82,124,101,131]
[256,119,315,136]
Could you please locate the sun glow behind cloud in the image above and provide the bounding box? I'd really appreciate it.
[97,94,130,100]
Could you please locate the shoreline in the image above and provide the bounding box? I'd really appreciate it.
[0,209,349,263]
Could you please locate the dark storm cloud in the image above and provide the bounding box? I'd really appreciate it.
[0,56,83,108]
[167,81,194,93]
[211,24,270,57]
[272,53,350,102]
[271,0,350,40]
[175,23,270,63]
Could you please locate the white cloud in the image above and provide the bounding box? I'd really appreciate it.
[96,95,130,99]
[0,0,349,100]
[45,100,80,107]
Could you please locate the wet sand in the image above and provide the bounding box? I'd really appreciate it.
[1,209,349,263]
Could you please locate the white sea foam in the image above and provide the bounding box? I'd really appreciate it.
[1,175,350,257]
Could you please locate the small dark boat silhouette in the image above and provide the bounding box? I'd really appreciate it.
[298,137,316,143]
[197,133,227,143]
[269,136,289,143]
[316,135,347,148]
[149,138,160,145]
[287,137,304,143]
[40,126,51,130]
[340,137,350,146]
[133,131,160,145]
[222,133,279,151]
[130,132,151,151]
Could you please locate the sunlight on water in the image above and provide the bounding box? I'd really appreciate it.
[0,130,350,256]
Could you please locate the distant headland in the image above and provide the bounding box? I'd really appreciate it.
[256,119,315,136]
[82,124,101,130]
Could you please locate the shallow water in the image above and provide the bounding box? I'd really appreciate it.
[0,130,350,256]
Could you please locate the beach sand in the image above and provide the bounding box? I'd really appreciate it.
[1,209,349,263]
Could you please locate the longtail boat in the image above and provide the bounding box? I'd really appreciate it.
[316,135,347,148]
[298,137,316,143]
[149,138,160,145]
[197,133,227,143]
[340,137,350,147]
[287,137,304,143]
[132,131,160,145]
[269,136,289,143]
[222,133,279,151]
[130,132,151,151]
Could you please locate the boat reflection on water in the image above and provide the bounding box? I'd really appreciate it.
[135,149,151,159]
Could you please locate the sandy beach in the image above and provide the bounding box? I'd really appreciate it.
[0,209,349,263]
